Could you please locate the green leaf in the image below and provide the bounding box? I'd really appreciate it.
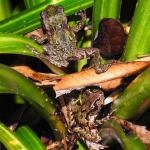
[16,126,46,150]
[0,0,93,34]
[0,0,11,21]
[124,136,147,150]
[122,0,150,61]
[24,0,46,8]
[113,68,150,119]
[0,33,65,74]
[0,122,29,150]
[0,33,44,56]
[77,30,91,72]
[77,140,87,150]
[0,63,66,139]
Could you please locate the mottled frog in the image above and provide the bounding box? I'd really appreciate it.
[34,5,109,73]
[66,89,109,149]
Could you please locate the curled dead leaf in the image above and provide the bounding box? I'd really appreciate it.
[54,57,150,97]
[12,57,150,98]
[12,65,61,82]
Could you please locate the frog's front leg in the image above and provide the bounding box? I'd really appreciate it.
[26,28,48,44]
[71,10,86,33]
[69,48,97,60]
[31,34,47,44]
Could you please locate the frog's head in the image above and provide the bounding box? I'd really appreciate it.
[44,5,64,16]
[41,5,67,31]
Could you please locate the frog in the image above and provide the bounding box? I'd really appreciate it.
[33,5,110,73]
[66,89,109,149]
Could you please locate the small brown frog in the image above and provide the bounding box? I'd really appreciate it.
[66,89,109,149]
[33,5,110,73]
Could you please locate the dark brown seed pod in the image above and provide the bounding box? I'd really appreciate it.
[93,18,127,59]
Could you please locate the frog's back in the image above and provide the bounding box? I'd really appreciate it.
[55,28,76,55]
[45,28,77,67]
[41,5,78,67]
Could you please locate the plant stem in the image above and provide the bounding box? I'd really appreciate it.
[122,0,150,61]
[0,0,11,21]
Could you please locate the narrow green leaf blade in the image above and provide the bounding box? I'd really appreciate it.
[122,0,150,61]
[113,68,150,119]
[16,126,46,150]
[0,33,65,75]
[0,64,66,138]
[0,0,93,34]
[77,140,87,150]
[0,0,11,21]
[0,122,29,150]
[0,33,44,56]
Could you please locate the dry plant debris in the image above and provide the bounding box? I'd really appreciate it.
[12,66,60,85]
[54,57,150,97]
[12,57,150,97]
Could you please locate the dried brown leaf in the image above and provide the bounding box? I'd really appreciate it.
[11,58,150,98]
[12,66,60,82]
[96,78,123,91]
[54,57,150,97]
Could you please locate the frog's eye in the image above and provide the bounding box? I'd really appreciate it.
[57,6,64,14]
[56,24,62,29]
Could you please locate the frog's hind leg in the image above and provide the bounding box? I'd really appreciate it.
[70,47,114,73]
[92,51,119,73]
